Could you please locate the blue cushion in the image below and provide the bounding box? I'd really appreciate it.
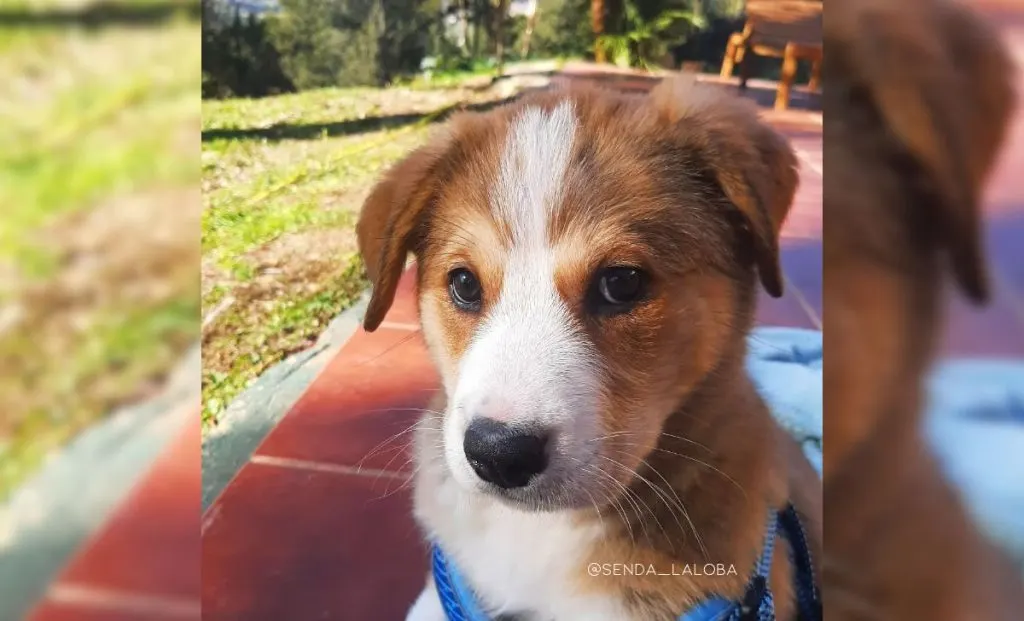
[747,327,1024,570]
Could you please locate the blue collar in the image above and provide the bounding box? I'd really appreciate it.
[431,504,821,621]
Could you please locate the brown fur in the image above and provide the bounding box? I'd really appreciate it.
[824,1,1023,619]
[358,77,820,620]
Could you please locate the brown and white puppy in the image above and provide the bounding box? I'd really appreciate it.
[824,0,1024,619]
[358,76,820,621]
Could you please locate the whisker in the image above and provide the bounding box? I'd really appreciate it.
[605,449,710,561]
[608,441,747,499]
[597,454,672,546]
[356,415,441,471]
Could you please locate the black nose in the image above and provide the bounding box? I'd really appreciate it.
[463,418,549,489]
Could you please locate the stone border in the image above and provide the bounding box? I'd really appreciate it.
[0,344,200,621]
[200,290,371,510]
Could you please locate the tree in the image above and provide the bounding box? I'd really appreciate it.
[266,0,431,88]
[266,0,354,89]
[378,0,433,83]
[202,1,295,98]
[492,0,511,71]
[529,0,595,60]
[596,0,706,69]
[592,0,605,62]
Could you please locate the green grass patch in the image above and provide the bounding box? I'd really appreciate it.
[0,294,198,500]
[0,20,200,270]
[201,257,367,426]
[0,17,200,499]
[202,125,430,278]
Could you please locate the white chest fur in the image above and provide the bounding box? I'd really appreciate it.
[411,425,630,621]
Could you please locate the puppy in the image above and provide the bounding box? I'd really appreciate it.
[823,0,1024,619]
[358,77,821,621]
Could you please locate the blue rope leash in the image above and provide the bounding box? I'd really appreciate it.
[778,505,821,621]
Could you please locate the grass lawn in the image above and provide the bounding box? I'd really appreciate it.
[200,77,526,428]
[0,3,201,500]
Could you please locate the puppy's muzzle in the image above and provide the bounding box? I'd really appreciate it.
[463,418,550,489]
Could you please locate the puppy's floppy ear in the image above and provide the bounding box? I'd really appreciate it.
[828,0,1017,303]
[649,76,799,298]
[357,129,453,331]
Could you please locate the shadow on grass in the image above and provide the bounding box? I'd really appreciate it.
[201,92,530,143]
[0,1,200,29]
[202,68,822,144]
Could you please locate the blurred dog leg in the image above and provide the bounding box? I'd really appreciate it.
[823,0,1023,619]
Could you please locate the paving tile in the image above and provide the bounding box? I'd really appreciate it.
[779,241,823,322]
[256,327,440,472]
[985,116,1024,209]
[28,601,193,621]
[202,465,426,621]
[762,112,824,134]
[784,181,823,240]
[986,210,1024,298]
[777,126,822,241]
[783,125,824,141]
[553,64,822,119]
[376,265,420,327]
[789,137,823,168]
[756,288,817,329]
[54,415,201,601]
[942,285,1024,357]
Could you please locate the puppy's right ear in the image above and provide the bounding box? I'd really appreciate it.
[828,0,1017,303]
[357,132,452,332]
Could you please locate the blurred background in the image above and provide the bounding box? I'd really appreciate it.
[0,1,200,619]
[1,0,824,619]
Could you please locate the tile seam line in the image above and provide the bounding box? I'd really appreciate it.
[792,146,823,177]
[46,583,200,619]
[249,454,411,481]
[785,275,822,330]
[378,320,421,332]
[991,264,1024,328]
[203,455,410,535]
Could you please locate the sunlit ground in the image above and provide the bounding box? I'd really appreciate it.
[0,0,201,499]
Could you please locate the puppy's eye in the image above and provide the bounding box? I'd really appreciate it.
[448,268,482,311]
[588,266,647,315]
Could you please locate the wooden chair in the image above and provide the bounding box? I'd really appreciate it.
[720,0,823,110]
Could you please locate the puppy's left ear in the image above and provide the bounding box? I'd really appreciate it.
[649,77,799,297]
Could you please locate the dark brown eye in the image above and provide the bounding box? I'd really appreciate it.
[588,266,647,315]
[448,268,482,311]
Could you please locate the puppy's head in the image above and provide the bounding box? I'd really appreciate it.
[358,78,798,511]
[823,0,1017,477]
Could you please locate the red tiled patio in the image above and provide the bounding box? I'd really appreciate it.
[26,408,201,621]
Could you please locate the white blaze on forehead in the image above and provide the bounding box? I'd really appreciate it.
[464,99,590,426]
[444,99,601,490]
[492,100,578,245]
